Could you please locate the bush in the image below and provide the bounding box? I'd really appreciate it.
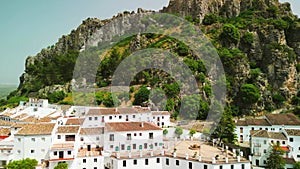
[203,14,218,25]
[240,84,260,105]
[48,91,66,104]
[241,32,254,45]
[219,24,240,45]
[273,94,286,104]
[296,64,300,72]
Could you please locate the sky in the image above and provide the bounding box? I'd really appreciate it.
[0,0,298,85]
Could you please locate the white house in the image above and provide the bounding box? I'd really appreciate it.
[13,123,56,166]
[236,113,300,143]
[104,122,163,153]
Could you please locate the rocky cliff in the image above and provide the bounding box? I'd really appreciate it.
[10,0,300,116]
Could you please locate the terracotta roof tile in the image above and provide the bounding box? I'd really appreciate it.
[236,118,271,126]
[51,143,74,150]
[266,113,300,125]
[285,129,300,136]
[57,126,80,133]
[105,122,162,132]
[80,128,104,135]
[15,123,55,136]
[133,106,151,113]
[66,118,84,125]
[87,108,120,116]
[268,132,287,140]
[152,111,170,115]
[0,128,11,136]
[21,116,39,123]
[117,107,138,114]
[0,120,13,126]
[284,158,296,164]
[251,130,287,140]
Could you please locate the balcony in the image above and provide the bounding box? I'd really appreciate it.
[77,147,102,157]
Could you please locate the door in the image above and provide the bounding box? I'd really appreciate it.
[87,145,91,151]
[256,159,259,166]
[59,151,64,158]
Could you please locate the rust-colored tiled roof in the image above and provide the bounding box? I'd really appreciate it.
[66,118,84,125]
[106,122,162,132]
[236,118,271,126]
[87,108,120,116]
[284,158,296,164]
[251,130,287,140]
[38,116,52,123]
[285,129,300,136]
[12,114,28,120]
[117,107,138,114]
[0,120,14,126]
[51,143,74,150]
[266,113,300,125]
[0,128,10,136]
[80,127,104,135]
[152,111,170,115]
[57,126,79,133]
[21,116,39,123]
[133,106,151,113]
[15,123,55,136]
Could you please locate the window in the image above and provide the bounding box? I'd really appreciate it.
[109,116,112,120]
[31,150,34,154]
[189,162,193,169]
[166,158,169,165]
[89,117,92,121]
[133,159,137,165]
[134,133,137,136]
[109,134,114,141]
[145,159,148,165]
[271,140,274,144]
[162,122,165,126]
[96,137,100,141]
[133,115,136,118]
[204,165,208,169]
[133,144,136,149]
[80,137,84,141]
[149,133,153,139]
[251,127,254,130]
[297,155,300,158]
[240,127,243,133]
[162,116,164,119]
[265,128,268,130]
[94,117,98,120]
[156,158,160,163]
[290,137,294,142]
[176,160,179,166]
[219,166,223,169]
[41,137,45,141]
[282,141,285,145]
[144,143,147,149]
[119,116,122,119]
[94,158,97,162]
[18,138,21,142]
[139,133,142,136]
[17,150,21,154]
[259,128,262,130]
[65,135,75,141]
[242,164,245,169]
[155,143,158,146]
[68,151,71,155]
[231,165,234,169]
[127,134,132,140]
[264,140,267,144]
[123,160,126,167]
[57,135,61,139]
[83,159,86,163]
[153,117,155,119]
[121,144,125,150]
[264,149,267,153]
[31,138,35,142]
[94,167,97,169]
[110,145,113,149]
[54,151,57,155]
[264,160,266,164]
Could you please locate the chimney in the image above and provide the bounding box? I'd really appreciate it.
[141,122,144,128]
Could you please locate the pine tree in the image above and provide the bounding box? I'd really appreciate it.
[266,142,285,169]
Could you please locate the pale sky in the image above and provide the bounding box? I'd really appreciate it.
[0,0,298,85]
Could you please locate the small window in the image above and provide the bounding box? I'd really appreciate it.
[166,158,169,165]
[109,116,112,120]
[121,144,125,150]
[204,165,208,169]
[127,134,132,140]
[123,160,126,167]
[31,138,35,142]
[134,133,137,136]
[231,165,234,169]
[110,145,113,149]
[41,137,45,141]
[119,116,122,119]
[31,150,34,153]
[264,149,267,153]
[17,150,21,154]
[94,117,98,120]
[57,135,61,139]
[133,159,137,165]
[264,160,266,164]
[149,133,154,139]
[156,158,160,163]
[251,127,254,130]
[89,117,92,121]
[133,144,136,149]
[139,133,142,136]
[189,162,193,169]
[54,151,57,155]
[282,141,285,145]
[290,137,294,142]
[264,140,267,144]
[145,159,148,165]
[83,159,86,163]
[68,151,71,155]
[94,167,97,169]
[133,115,136,118]
[219,166,223,169]
[109,134,114,141]
[162,116,164,119]
[96,137,100,141]
[176,160,179,166]
[80,137,84,141]
[18,138,21,142]
[242,164,245,169]
[94,158,97,162]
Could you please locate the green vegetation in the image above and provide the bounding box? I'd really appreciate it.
[175,127,183,137]
[266,143,285,169]
[6,158,38,169]
[189,129,196,136]
[203,13,219,25]
[163,129,168,135]
[294,162,300,169]
[133,86,150,105]
[219,24,240,45]
[240,84,260,105]
[54,162,68,169]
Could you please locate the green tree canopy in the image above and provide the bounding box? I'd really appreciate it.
[6,158,38,169]
[54,162,68,169]
[266,143,285,169]
[175,127,183,137]
[294,162,300,169]
[133,86,150,105]
[240,84,260,105]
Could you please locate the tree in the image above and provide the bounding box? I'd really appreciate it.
[189,129,196,137]
[294,162,300,169]
[6,158,38,169]
[163,129,168,135]
[175,127,183,138]
[219,24,240,45]
[212,106,236,143]
[266,143,285,169]
[240,84,260,105]
[133,86,150,105]
[54,162,68,169]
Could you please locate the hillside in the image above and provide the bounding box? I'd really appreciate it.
[5,0,300,118]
